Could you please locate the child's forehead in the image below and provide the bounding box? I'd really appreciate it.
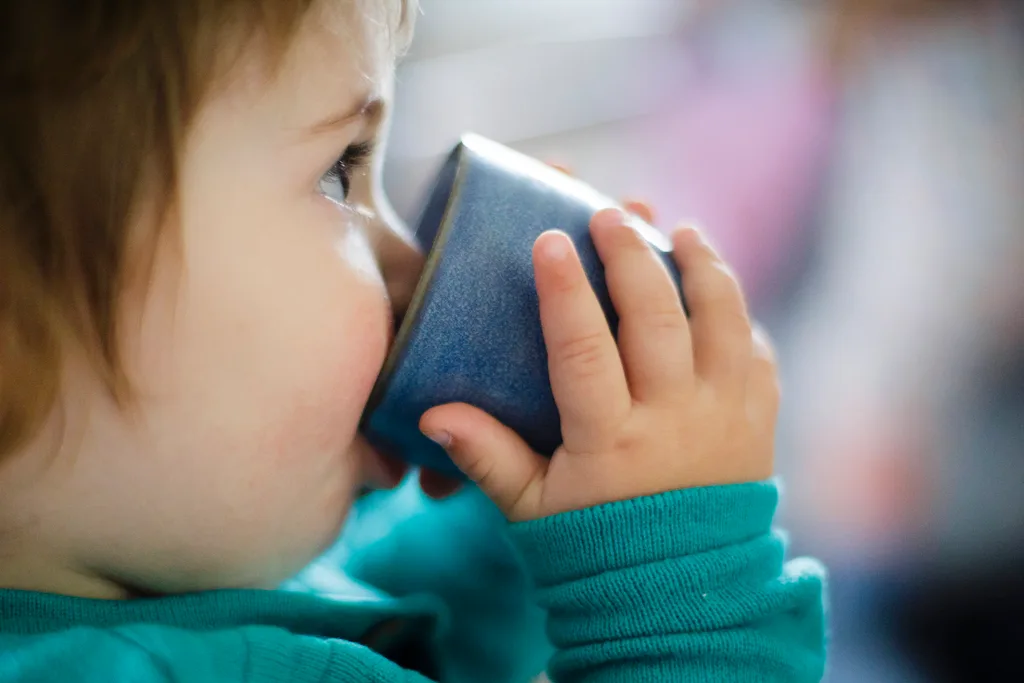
[308,0,410,65]
[297,2,397,78]
[267,1,403,130]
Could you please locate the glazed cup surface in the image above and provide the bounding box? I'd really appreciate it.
[362,134,681,477]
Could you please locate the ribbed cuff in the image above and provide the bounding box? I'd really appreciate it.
[508,482,780,588]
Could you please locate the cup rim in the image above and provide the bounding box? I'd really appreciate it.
[360,135,475,425]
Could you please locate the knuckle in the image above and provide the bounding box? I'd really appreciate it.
[690,236,720,263]
[719,308,753,342]
[606,420,647,456]
[460,451,490,483]
[549,267,580,294]
[709,260,743,294]
[693,262,743,303]
[554,331,608,378]
[475,465,499,492]
[641,306,688,333]
[468,456,504,495]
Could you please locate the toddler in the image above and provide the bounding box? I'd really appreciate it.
[0,1,827,681]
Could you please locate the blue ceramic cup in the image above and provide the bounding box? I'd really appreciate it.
[361,134,684,477]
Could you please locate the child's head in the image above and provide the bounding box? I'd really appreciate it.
[0,0,423,598]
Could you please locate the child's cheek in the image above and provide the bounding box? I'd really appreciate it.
[265,284,392,467]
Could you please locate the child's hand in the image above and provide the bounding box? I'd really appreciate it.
[420,208,777,523]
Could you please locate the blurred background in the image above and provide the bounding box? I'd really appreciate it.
[382,0,1024,681]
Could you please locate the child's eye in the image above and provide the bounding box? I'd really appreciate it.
[318,140,375,203]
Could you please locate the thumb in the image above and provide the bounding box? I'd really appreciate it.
[420,403,547,521]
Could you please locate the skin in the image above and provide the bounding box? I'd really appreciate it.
[0,1,436,599]
[0,1,778,600]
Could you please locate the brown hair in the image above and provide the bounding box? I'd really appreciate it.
[0,0,411,460]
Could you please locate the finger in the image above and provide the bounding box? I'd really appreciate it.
[746,325,781,433]
[671,226,752,397]
[622,199,657,226]
[590,209,692,401]
[420,404,546,521]
[533,231,631,450]
[364,451,410,490]
[418,468,463,500]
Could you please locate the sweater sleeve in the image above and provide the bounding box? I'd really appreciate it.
[0,625,436,683]
[508,482,828,683]
[0,483,825,683]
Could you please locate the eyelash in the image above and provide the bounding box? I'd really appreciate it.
[322,140,376,199]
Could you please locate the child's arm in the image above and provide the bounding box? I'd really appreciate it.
[417,208,828,680]
[510,482,826,682]
[342,481,824,683]
[1,485,822,683]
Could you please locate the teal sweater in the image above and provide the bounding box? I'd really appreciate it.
[0,481,827,682]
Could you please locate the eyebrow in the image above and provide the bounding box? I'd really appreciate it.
[308,95,384,135]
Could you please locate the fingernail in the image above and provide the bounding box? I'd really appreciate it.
[423,429,452,449]
[541,232,572,262]
[593,208,627,231]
